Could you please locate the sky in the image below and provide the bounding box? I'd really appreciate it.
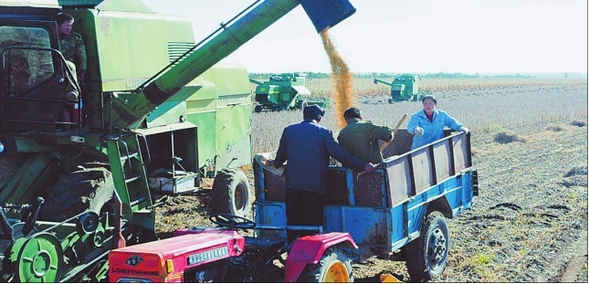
[140,0,587,75]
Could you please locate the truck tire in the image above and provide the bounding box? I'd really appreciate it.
[254,105,262,113]
[41,165,113,222]
[405,211,449,282]
[211,168,252,218]
[299,246,354,282]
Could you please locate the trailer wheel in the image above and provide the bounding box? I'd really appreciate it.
[406,211,449,282]
[211,168,251,218]
[299,246,354,282]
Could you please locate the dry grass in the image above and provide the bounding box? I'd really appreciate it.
[493,131,526,144]
[571,120,587,127]
[564,166,588,178]
[307,77,588,98]
[547,125,564,132]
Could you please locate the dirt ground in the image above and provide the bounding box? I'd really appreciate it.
[154,86,588,282]
[353,119,588,282]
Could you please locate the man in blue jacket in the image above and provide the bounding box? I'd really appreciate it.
[268,105,375,242]
[407,95,469,150]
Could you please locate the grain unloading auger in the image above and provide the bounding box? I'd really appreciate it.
[0,0,355,281]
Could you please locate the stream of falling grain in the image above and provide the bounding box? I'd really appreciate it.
[320,29,356,129]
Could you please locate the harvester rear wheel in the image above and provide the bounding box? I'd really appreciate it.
[405,211,449,282]
[211,168,251,218]
[41,164,113,222]
[299,246,354,282]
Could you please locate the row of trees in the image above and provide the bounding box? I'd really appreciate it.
[250,72,538,79]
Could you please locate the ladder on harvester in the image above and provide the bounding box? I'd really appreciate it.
[105,131,156,241]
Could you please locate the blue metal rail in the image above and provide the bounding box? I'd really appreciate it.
[253,131,478,261]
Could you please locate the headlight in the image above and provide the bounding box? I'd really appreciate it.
[0,141,4,153]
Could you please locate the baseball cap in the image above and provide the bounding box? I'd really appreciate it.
[303,105,325,120]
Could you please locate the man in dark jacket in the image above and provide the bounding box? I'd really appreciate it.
[268,105,375,242]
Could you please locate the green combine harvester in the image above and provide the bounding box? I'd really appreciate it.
[250,73,329,112]
[374,74,430,103]
[0,0,354,281]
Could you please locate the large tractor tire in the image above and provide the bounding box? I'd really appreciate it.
[405,211,449,282]
[41,164,113,222]
[211,168,252,218]
[299,246,354,282]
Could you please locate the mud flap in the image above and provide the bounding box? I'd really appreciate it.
[284,232,357,282]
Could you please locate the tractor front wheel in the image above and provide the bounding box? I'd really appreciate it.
[211,168,252,218]
[299,246,354,282]
[405,211,449,282]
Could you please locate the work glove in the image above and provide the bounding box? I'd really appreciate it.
[414,126,424,136]
[460,127,470,134]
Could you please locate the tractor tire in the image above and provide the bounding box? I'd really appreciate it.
[405,211,449,282]
[297,100,308,110]
[254,105,262,113]
[211,168,252,218]
[299,246,354,282]
[41,164,114,222]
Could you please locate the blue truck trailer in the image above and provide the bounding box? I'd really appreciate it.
[253,129,479,281]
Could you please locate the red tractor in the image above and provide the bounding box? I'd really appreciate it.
[109,214,357,282]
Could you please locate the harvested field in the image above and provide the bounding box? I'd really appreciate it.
[155,79,588,282]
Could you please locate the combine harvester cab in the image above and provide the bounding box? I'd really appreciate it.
[253,130,479,282]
